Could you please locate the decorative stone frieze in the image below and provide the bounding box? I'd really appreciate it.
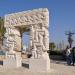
[4,8,49,27]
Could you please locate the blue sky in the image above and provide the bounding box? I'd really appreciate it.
[0,0,75,45]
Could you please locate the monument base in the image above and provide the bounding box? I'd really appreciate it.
[3,52,22,68]
[29,57,50,72]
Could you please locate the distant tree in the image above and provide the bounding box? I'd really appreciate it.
[0,17,6,45]
[49,42,56,50]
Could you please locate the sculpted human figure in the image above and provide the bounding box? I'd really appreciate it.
[42,25,49,51]
[8,35,15,53]
[29,25,34,50]
[31,44,37,58]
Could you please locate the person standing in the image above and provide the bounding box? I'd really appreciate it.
[66,46,72,65]
[71,47,75,66]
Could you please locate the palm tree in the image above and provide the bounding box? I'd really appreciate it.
[0,17,6,46]
[49,42,56,50]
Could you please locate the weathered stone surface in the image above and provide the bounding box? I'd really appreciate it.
[3,52,22,68]
[3,8,50,71]
[3,28,21,52]
[4,8,49,27]
[29,57,50,72]
[4,8,49,59]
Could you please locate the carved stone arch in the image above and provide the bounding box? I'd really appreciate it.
[4,8,49,59]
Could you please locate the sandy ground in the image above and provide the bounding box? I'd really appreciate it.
[0,60,75,75]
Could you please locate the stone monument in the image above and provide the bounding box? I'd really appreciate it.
[3,8,50,71]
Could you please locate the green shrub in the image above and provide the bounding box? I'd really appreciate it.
[48,50,62,55]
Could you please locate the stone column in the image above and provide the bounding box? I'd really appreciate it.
[3,28,22,68]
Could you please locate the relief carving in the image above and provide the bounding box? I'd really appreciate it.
[4,8,49,59]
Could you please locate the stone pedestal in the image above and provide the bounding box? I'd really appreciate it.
[3,57,17,68]
[3,52,22,68]
[15,53,22,67]
[29,57,50,72]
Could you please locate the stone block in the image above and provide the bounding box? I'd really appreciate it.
[29,58,50,72]
[3,57,16,68]
[3,53,22,68]
[15,53,22,67]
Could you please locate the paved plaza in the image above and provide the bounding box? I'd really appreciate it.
[0,59,75,75]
